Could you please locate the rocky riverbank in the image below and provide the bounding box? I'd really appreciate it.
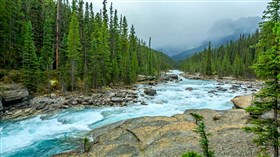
[180,72,263,87]
[54,109,260,157]
[0,73,183,120]
[0,86,140,120]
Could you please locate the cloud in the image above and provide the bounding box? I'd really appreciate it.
[84,0,267,55]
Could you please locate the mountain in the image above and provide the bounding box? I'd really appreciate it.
[172,16,261,61]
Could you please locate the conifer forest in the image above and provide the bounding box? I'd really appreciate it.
[0,0,174,92]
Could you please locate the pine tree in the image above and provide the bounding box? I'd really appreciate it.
[89,13,103,88]
[205,42,212,76]
[67,11,81,91]
[120,16,129,83]
[22,21,39,92]
[41,0,55,71]
[29,0,44,54]
[129,25,139,83]
[101,0,112,86]
[83,2,91,89]
[245,1,280,157]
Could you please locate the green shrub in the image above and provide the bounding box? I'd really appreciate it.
[83,137,91,152]
[182,151,203,157]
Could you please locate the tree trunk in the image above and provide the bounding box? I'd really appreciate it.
[71,60,75,91]
[274,75,279,157]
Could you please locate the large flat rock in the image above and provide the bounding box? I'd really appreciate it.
[55,109,259,157]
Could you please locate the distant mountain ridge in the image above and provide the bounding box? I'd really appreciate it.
[172,16,261,61]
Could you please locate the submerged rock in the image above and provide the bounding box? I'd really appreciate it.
[144,88,157,96]
[185,87,194,91]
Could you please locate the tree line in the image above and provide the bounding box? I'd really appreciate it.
[0,0,174,92]
[180,31,259,78]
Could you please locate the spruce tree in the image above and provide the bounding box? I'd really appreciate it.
[205,42,212,76]
[41,0,55,71]
[89,13,103,88]
[245,1,280,156]
[22,21,39,92]
[67,11,81,91]
[129,25,139,83]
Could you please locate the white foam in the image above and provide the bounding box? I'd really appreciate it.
[1,111,103,154]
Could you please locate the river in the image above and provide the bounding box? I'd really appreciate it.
[0,70,253,157]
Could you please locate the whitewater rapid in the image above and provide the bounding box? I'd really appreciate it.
[0,70,253,157]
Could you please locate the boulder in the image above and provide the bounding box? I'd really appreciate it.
[230,84,241,90]
[185,87,193,91]
[231,95,253,109]
[0,84,29,102]
[216,86,227,92]
[164,74,179,80]
[144,88,157,96]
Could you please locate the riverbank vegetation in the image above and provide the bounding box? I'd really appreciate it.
[0,0,174,93]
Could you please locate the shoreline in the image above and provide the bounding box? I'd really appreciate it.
[0,72,262,121]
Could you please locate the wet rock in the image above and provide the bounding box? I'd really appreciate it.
[164,74,179,80]
[230,84,241,90]
[217,82,225,85]
[185,87,193,91]
[141,101,148,105]
[216,86,227,92]
[208,90,217,94]
[231,95,253,109]
[144,88,157,96]
[0,84,29,102]
[148,81,156,86]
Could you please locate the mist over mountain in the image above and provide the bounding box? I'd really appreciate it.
[171,16,261,61]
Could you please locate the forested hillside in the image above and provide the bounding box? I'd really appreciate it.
[180,30,259,78]
[0,0,174,92]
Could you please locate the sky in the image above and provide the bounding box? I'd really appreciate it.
[84,0,268,55]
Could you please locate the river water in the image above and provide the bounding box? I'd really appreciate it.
[0,70,253,157]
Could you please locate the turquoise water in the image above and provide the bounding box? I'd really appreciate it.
[0,70,252,157]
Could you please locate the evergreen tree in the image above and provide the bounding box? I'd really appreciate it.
[120,16,129,83]
[89,13,103,88]
[245,1,280,157]
[129,25,139,83]
[41,0,55,71]
[0,0,174,92]
[67,11,81,91]
[22,21,39,92]
[205,42,212,76]
[83,2,91,89]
